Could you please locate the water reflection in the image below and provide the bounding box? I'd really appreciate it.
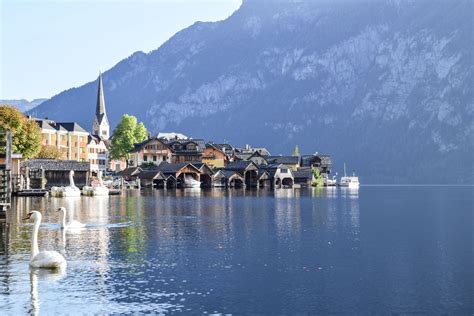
[29,268,66,316]
[1,187,471,314]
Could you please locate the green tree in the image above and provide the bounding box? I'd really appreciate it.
[134,122,148,141]
[311,167,324,187]
[292,145,300,156]
[110,114,149,164]
[37,145,62,159]
[0,105,41,158]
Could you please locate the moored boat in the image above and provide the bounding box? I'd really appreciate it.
[338,163,360,189]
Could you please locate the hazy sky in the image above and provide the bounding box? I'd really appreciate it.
[0,0,242,100]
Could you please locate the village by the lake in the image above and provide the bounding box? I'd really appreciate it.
[1,1,471,314]
[0,73,359,209]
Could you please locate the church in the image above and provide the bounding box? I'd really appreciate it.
[87,72,110,174]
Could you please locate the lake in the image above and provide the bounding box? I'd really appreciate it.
[0,186,472,314]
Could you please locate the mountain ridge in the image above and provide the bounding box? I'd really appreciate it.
[29,0,474,183]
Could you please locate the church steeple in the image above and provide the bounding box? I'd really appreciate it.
[92,72,110,139]
[96,71,107,118]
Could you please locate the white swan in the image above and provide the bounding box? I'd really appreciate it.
[57,207,86,228]
[24,211,67,269]
[51,170,81,197]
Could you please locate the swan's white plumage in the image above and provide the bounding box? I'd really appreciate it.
[51,170,81,197]
[58,207,86,228]
[30,250,66,269]
[26,211,67,269]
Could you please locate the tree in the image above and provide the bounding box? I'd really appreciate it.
[0,105,41,158]
[37,145,62,159]
[110,114,149,164]
[292,145,300,156]
[311,167,325,187]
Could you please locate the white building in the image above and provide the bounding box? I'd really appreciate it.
[87,135,108,174]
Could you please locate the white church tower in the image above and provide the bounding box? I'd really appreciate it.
[92,72,110,139]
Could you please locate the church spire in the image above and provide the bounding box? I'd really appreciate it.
[96,71,106,117]
[92,71,110,139]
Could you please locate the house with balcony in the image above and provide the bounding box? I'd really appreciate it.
[128,138,173,167]
[164,139,205,164]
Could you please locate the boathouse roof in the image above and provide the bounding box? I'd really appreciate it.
[21,159,90,171]
[265,156,299,165]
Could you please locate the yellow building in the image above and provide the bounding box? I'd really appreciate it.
[34,119,89,161]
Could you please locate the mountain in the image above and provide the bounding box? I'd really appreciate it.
[29,0,473,184]
[2,98,48,112]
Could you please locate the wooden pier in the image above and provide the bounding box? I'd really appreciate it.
[0,130,12,218]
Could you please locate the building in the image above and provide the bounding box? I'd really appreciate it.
[223,161,259,188]
[128,138,172,167]
[35,119,89,161]
[265,156,300,171]
[86,135,108,174]
[165,139,204,163]
[202,143,229,169]
[92,72,110,140]
[20,159,91,189]
[301,154,332,175]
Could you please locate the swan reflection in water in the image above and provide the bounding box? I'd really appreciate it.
[29,268,67,316]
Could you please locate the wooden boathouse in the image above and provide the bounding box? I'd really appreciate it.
[20,159,91,189]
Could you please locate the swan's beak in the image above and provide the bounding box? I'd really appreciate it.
[23,212,33,220]
[57,208,61,212]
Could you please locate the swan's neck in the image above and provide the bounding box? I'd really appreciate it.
[69,172,75,187]
[31,217,40,259]
[98,172,104,186]
[61,210,67,228]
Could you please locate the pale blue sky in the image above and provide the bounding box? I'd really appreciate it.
[0,0,241,100]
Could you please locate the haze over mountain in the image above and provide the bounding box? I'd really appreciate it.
[2,98,47,112]
[29,0,473,183]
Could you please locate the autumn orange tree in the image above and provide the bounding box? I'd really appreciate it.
[37,145,62,159]
[0,105,42,158]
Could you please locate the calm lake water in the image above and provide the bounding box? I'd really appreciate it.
[0,187,472,314]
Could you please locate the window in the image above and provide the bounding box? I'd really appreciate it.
[153,155,157,162]
[144,155,148,162]
[281,168,288,174]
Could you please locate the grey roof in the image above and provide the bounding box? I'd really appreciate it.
[165,139,205,154]
[301,154,332,167]
[136,169,163,180]
[118,167,142,177]
[224,160,257,171]
[156,162,200,174]
[21,159,90,171]
[234,152,253,160]
[220,170,242,179]
[293,168,313,179]
[213,143,234,154]
[35,119,56,131]
[96,73,108,122]
[265,156,299,165]
[58,122,88,133]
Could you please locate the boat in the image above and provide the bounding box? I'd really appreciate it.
[51,170,81,197]
[338,163,360,189]
[183,175,201,188]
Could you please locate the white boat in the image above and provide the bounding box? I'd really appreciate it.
[339,163,360,189]
[184,175,201,188]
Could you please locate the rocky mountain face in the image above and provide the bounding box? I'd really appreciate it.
[2,98,47,112]
[30,0,473,183]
